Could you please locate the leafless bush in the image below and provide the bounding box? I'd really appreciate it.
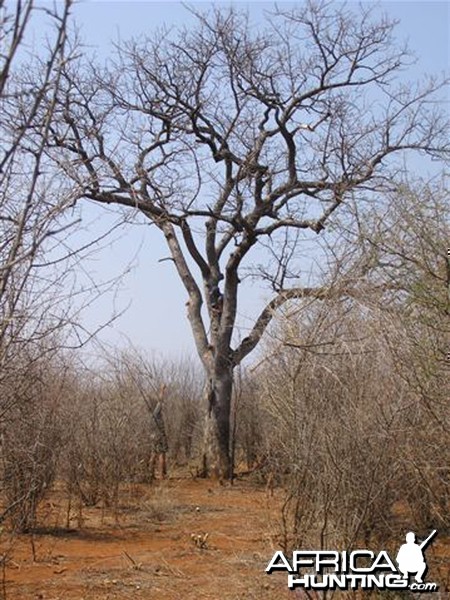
[254,177,449,568]
[105,351,204,469]
[262,327,445,554]
[57,351,203,519]
[0,358,65,532]
[157,359,203,466]
[258,303,405,551]
[232,371,264,472]
[61,378,154,514]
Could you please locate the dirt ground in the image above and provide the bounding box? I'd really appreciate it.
[1,478,293,600]
[1,478,449,600]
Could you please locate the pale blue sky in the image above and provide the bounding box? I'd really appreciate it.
[61,1,449,363]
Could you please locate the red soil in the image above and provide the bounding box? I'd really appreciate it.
[1,478,290,599]
[2,478,448,599]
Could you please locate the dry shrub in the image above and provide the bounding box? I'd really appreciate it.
[258,298,449,557]
[142,483,176,522]
[0,362,64,532]
[61,378,155,511]
[58,353,203,515]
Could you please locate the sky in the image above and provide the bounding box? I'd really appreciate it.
[48,1,449,364]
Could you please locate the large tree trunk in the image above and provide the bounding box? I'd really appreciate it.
[202,366,234,480]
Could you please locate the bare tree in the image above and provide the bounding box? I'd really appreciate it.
[0,0,125,544]
[1,0,72,328]
[0,0,74,421]
[47,3,449,477]
[0,0,128,425]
